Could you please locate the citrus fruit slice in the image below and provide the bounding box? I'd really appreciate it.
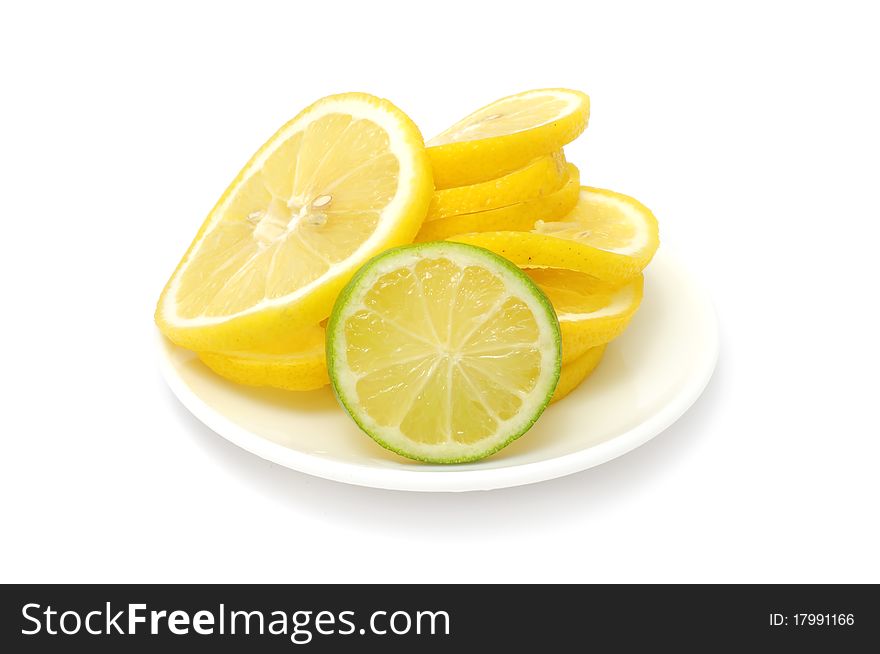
[155,93,433,352]
[550,345,606,404]
[525,269,643,363]
[426,150,566,221]
[427,88,590,189]
[449,186,659,284]
[198,325,328,391]
[326,242,561,463]
[416,163,580,242]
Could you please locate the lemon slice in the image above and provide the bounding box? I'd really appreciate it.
[427,150,566,221]
[427,89,589,189]
[198,325,328,391]
[551,346,606,404]
[416,163,580,242]
[327,242,561,463]
[450,186,659,284]
[526,269,643,363]
[155,93,433,352]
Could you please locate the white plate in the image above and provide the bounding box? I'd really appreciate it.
[159,249,718,492]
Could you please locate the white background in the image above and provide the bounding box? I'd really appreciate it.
[2,1,878,583]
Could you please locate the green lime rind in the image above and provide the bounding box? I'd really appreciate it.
[326,241,561,464]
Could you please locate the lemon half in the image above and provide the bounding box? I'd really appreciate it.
[156,93,433,352]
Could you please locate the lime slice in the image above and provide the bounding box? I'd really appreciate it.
[326,242,561,463]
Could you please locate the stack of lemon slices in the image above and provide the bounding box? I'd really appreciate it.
[156,89,659,463]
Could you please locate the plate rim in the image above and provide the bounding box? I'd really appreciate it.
[158,251,719,492]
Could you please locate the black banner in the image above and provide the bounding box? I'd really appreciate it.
[1,585,876,651]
